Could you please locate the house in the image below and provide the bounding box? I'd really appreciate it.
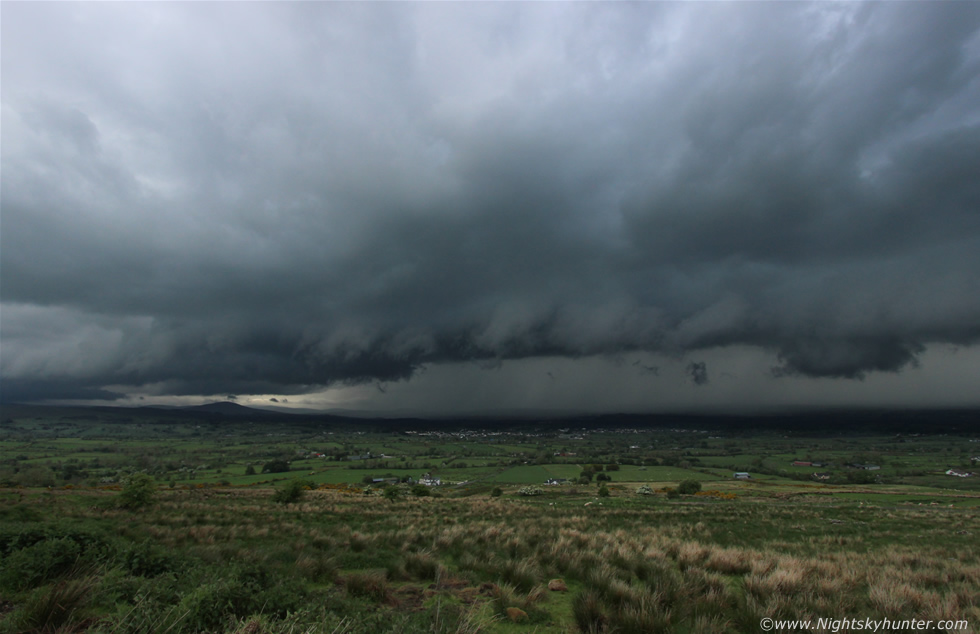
[733,472,751,480]
[946,469,974,478]
[419,473,441,486]
[847,463,880,471]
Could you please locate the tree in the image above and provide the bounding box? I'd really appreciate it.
[411,484,431,497]
[490,487,503,498]
[677,480,702,495]
[383,486,401,502]
[595,472,611,482]
[261,459,290,474]
[118,473,156,510]
[597,486,610,498]
[244,464,256,476]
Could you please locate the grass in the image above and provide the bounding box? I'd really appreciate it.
[2,484,978,633]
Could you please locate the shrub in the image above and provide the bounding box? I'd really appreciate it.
[596,473,611,482]
[273,479,312,504]
[120,540,178,577]
[666,488,680,499]
[491,487,503,498]
[678,480,702,495]
[411,484,431,497]
[0,537,83,591]
[244,464,256,476]
[383,486,401,501]
[178,564,307,631]
[117,473,156,510]
[598,486,611,498]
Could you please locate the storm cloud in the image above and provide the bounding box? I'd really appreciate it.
[2,3,980,409]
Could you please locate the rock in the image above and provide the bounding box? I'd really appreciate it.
[548,578,568,592]
[506,607,528,622]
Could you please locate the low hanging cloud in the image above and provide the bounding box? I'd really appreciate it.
[2,2,980,406]
[686,362,709,387]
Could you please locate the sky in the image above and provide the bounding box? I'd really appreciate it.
[2,2,980,415]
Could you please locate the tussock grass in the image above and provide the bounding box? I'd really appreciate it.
[3,485,979,633]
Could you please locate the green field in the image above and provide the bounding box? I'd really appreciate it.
[2,406,979,633]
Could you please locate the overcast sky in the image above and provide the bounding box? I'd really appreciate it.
[3,2,979,415]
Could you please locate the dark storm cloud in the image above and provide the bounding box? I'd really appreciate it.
[2,2,980,403]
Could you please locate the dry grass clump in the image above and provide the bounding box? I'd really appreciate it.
[343,570,389,603]
[294,551,337,583]
[703,546,753,575]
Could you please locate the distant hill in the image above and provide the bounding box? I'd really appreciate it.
[2,401,978,434]
[181,401,275,417]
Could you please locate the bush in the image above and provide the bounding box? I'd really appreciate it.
[383,486,401,501]
[596,472,611,482]
[244,464,256,476]
[411,484,431,497]
[273,479,312,504]
[677,480,702,495]
[179,566,306,632]
[666,488,680,499]
[117,473,156,510]
[598,486,611,498]
[120,540,179,577]
[0,537,83,591]
[491,487,503,498]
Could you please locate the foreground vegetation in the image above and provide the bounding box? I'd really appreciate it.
[2,406,978,632]
[2,485,978,633]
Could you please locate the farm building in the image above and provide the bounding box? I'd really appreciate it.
[945,469,973,477]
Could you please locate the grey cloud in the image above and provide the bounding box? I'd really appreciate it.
[686,362,709,386]
[2,2,980,405]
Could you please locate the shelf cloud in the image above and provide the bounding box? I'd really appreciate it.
[3,3,979,410]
